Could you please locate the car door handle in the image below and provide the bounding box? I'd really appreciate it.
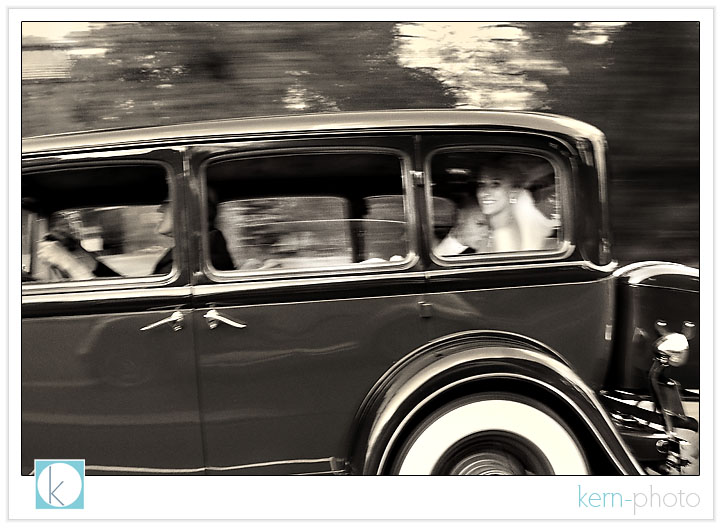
[140,310,184,332]
[204,309,247,330]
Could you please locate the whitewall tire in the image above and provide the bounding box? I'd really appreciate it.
[392,393,589,475]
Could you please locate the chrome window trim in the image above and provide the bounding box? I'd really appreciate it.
[196,146,420,282]
[421,260,615,282]
[422,139,577,268]
[21,286,193,305]
[49,148,160,160]
[21,158,183,295]
[22,273,182,296]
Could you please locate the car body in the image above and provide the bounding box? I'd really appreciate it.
[21,110,699,476]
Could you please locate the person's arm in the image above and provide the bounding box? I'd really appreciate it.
[91,260,121,277]
[36,240,95,280]
[438,207,489,255]
[434,233,470,256]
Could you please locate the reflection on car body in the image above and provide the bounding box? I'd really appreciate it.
[21,110,699,476]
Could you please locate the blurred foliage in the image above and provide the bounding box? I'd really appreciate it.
[23,22,455,133]
[21,22,699,266]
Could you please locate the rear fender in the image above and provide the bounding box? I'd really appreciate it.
[610,261,699,390]
[348,331,644,475]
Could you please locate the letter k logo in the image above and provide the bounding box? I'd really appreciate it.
[47,465,65,506]
[35,460,84,509]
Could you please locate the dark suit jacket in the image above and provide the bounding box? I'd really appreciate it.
[153,229,234,275]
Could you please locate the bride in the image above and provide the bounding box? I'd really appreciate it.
[435,167,557,256]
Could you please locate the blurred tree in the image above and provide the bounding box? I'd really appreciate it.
[23,22,454,133]
[526,21,699,172]
[21,21,700,266]
[522,21,699,266]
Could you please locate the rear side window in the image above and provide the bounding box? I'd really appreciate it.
[217,196,353,271]
[206,151,411,274]
[428,150,563,259]
[21,164,173,284]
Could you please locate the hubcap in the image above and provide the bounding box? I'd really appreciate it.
[449,450,526,475]
[432,431,554,475]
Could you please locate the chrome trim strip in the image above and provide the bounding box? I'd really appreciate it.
[192,283,422,305]
[422,275,614,296]
[80,457,338,475]
[429,242,575,269]
[25,260,613,305]
[613,260,671,276]
[207,457,336,472]
[191,267,612,301]
[369,346,644,475]
[613,260,699,284]
[207,254,421,284]
[22,286,192,304]
[23,258,613,304]
[191,272,428,298]
[422,259,600,278]
[581,259,619,273]
[203,253,420,283]
[21,273,180,296]
[52,148,159,160]
[294,469,346,476]
[23,110,612,156]
[588,134,611,255]
[85,465,205,474]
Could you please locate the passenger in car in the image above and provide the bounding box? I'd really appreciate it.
[152,189,234,275]
[36,229,122,280]
[35,191,234,281]
[436,160,556,255]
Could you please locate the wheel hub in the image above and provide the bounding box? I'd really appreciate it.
[449,450,526,475]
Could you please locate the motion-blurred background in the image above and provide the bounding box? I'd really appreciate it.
[21,22,699,267]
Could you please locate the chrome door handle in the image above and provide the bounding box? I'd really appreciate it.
[140,310,184,332]
[204,309,247,330]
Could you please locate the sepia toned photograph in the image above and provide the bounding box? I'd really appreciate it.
[14,13,707,519]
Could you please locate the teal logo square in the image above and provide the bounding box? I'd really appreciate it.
[35,460,84,509]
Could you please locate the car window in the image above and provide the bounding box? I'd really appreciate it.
[21,208,34,278]
[21,164,174,283]
[428,151,562,258]
[207,151,410,274]
[217,196,354,271]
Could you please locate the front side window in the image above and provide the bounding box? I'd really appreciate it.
[22,164,173,284]
[207,151,410,274]
[429,150,562,259]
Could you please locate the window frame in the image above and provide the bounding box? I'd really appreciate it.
[197,146,419,282]
[21,158,182,295]
[424,144,575,268]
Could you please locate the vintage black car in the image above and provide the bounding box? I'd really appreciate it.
[21,110,699,476]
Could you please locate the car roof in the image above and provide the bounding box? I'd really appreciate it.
[22,109,605,155]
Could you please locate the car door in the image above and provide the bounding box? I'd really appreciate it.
[21,147,205,475]
[187,136,431,475]
[419,132,616,388]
